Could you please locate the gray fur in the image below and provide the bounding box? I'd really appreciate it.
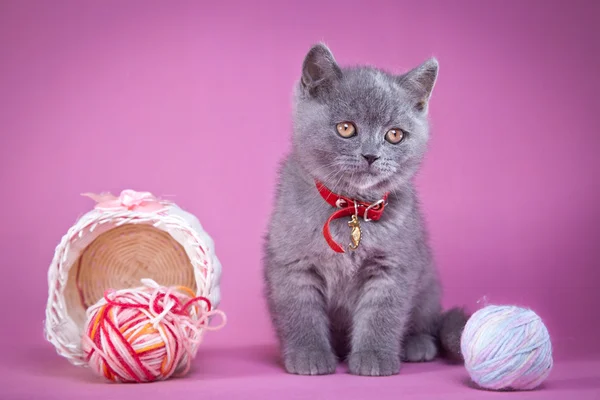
[263,43,466,376]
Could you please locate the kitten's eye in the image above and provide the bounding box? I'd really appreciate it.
[385,128,405,144]
[336,122,357,138]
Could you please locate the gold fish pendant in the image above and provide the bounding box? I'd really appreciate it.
[348,214,362,250]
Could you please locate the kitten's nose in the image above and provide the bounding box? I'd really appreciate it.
[362,154,379,165]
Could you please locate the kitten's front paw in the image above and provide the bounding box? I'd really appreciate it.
[283,348,337,375]
[347,350,400,376]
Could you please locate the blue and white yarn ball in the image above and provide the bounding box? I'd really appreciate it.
[460,305,553,391]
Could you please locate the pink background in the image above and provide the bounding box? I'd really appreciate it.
[1,0,599,398]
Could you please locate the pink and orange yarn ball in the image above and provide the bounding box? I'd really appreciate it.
[81,279,225,383]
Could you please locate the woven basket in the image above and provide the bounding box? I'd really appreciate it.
[44,190,222,366]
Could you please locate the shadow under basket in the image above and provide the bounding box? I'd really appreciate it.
[44,192,222,366]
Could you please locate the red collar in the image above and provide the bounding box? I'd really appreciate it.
[315,181,389,253]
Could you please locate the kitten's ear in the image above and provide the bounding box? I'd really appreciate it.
[397,58,439,113]
[301,43,342,97]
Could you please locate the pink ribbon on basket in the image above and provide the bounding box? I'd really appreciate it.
[82,190,168,213]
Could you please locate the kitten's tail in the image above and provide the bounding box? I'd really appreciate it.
[437,307,470,363]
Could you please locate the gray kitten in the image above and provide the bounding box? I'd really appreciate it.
[263,43,467,376]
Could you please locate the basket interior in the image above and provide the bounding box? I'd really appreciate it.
[64,224,197,328]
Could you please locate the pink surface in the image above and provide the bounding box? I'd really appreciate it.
[3,346,600,400]
[0,0,599,398]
